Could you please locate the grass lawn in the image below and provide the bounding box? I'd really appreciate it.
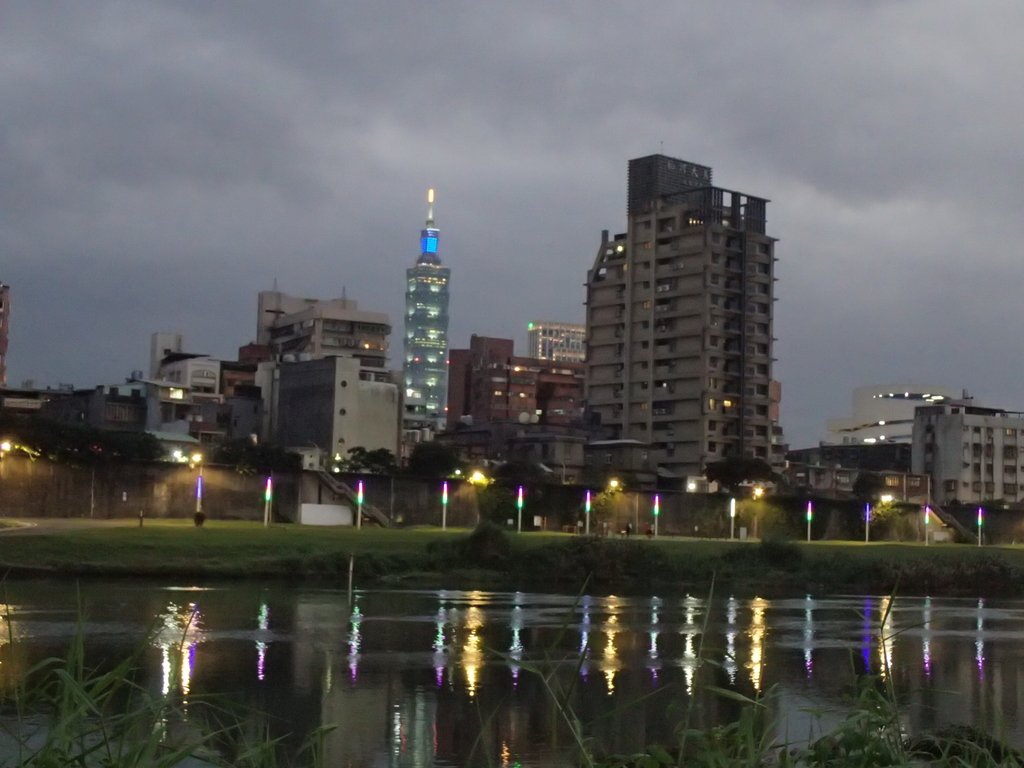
[2,520,1024,595]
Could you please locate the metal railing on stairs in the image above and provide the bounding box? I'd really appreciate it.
[928,502,973,541]
[315,471,391,527]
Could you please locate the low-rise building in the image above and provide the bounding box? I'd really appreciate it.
[268,356,399,461]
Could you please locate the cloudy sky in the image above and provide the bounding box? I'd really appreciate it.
[2,1,1021,446]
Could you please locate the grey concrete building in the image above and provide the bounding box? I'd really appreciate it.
[913,402,1024,504]
[585,154,777,480]
[256,290,390,369]
[272,356,399,460]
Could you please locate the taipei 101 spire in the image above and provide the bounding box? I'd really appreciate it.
[403,188,451,432]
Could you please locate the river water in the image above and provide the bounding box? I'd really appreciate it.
[0,579,1018,766]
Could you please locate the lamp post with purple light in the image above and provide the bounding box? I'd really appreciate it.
[977,506,983,547]
[653,494,660,537]
[864,503,871,543]
[806,500,813,542]
[356,480,364,530]
[191,453,204,526]
[584,490,592,535]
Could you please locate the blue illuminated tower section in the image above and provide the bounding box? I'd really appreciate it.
[403,188,451,430]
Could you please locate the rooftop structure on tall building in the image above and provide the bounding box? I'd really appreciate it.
[826,384,958,445]
[0,282,9,387]
[256,290,390,368]
[585,154,779,480]
[404,189,451,431]
[527,321,585,363]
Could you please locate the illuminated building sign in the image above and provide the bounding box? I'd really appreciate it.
[421,228,439,255]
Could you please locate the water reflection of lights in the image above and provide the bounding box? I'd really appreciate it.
[681,595,700,694]
[256,602,269,682]
[922,597,932,678]
[976,598,985,680]
[580,595,592,656]
[510,593,524,685]
[878,596,894,680]
[462,606,484,698]
[602,597,622,695]
[156,602,202,697]
[724,596,738,684]
[803,595,813,678]
[348,602,363,682]
[648,597,662,683]
[746,597,767,693]
[861,598,873,674]
[433,606,447,688]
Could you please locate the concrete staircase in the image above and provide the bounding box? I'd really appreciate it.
[315,471,391,527]
[929,502,973,541]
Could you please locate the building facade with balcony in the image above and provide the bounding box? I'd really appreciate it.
[585,154,778,480]
[913,403,1024,504]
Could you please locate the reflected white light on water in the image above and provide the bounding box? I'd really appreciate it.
[256,601,269,682]
[879,596,894,680]
[747,597,767,692]
[156,602,201,697]
[647,597,662,683]
[724,596,738,684]
[976,598,985,680]
[510,594,524,685]
[681,595,700,694]
[433,605,447,688]
[922,597,932,678]
[348,603,362,682]
[803,595,813,678]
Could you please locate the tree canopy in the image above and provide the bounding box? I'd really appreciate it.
[338,446,397,475]
[405,441,462,479]
[704,457,776,492]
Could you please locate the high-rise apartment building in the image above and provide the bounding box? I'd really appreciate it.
[585,154,777,479]
[0,282,9,387]
[404,189,451,430]
[527,321,585,363]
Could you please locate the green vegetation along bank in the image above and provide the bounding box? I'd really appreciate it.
[1,519,1024,596]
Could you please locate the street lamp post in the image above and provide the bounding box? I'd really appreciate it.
[263,475,273,527]
[584,490,591,535]
[729,497,736,540]
[356,480,364,530]
[441,481,448,530]
[806,501,813,542]
[516,485,524,533]
[865,503,871,543]
[191,453,204,525]
[977,506,983,547]
[653,494,660,537]
[924,505,931,545]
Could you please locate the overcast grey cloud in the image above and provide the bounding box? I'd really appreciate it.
[2,1,1022,446]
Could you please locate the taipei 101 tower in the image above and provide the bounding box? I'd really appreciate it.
[403,188,451,432]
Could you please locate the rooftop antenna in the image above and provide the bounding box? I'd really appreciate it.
[426,187,435,227]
